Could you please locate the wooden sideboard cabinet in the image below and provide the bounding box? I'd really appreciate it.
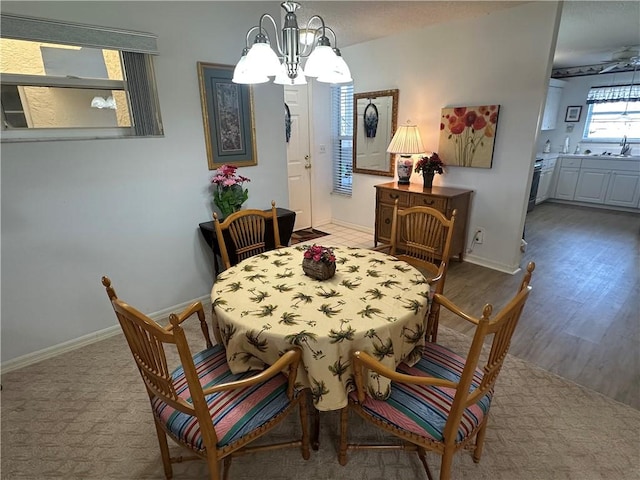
[374,182,473,261]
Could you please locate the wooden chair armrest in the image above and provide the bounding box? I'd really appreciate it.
[166,301,214,348]
[352,350,456,403]
[431,293,480,326]
[427,270,443,286]
[174,301,205,325]
[202,348,301,399]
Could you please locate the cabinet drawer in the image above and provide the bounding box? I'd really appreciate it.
[410,195,447,212]
[378,189,410,207]
[376,202,395,243]
[560,157,582,168]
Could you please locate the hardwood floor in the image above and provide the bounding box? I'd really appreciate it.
[439,202,640,409]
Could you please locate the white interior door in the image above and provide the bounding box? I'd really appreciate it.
[285,85,312,231]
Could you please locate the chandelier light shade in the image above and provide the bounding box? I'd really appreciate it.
[387,121,426,185]
[233,1,351,85]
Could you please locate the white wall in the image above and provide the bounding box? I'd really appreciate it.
[537,71,638,155]
[0,1,563,365]
[332,1,562,272]
[0,1,287,363]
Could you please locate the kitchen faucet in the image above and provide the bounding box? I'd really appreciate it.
[619,135,631,156]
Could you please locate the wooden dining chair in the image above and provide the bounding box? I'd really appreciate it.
[338,262,535,480]
[213,200,283,271]
[101,276,310,480]
[377,199,457,341]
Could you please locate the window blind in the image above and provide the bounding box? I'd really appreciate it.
[331,84,354,196]
[1,13,158,54]
[123,52,163,136]
[586,84,640,104]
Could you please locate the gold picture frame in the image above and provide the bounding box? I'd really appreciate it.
[197,62,257,170]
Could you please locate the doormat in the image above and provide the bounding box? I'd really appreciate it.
[289,228,329,245]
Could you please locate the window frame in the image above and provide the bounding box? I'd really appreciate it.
[331,83,354,196]
[581,100,640,143]
[0,14,162,142]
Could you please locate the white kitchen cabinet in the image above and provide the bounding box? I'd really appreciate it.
[551,156,640,210]
[541,79,566,131]
[605,171,640,207]
[555,168,580,200]
[537,169,554,203]
[575,169,610,203]
[536,156,558,204]
[553,156,581,200]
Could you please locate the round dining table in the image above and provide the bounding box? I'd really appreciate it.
[210,246,430,412]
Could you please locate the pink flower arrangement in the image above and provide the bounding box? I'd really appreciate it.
[210,164,250,217]
[303,244,336,264]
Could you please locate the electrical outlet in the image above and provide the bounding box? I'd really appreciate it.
[474,228,485,244]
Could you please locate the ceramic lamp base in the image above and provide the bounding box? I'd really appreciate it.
[396,156,413,185]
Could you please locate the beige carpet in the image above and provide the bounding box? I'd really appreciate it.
[2,313,639,479]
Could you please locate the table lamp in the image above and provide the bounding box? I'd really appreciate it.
[387,121,425,184]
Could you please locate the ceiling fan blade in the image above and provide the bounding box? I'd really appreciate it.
[599,63,620,74]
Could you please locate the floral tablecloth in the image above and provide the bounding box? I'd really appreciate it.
[211,246,430,411]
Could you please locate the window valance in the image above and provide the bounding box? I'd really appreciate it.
[586,84,640,104]
[0,13,158,55]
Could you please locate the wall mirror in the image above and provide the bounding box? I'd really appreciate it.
[353,89,399,177]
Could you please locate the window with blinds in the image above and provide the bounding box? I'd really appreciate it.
[331,84,354,195]
[0,14,163,141]
[583,83,640,141]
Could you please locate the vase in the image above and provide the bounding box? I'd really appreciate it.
[423,172,435,189]
[396,157,413,185]
[302,258,336,280]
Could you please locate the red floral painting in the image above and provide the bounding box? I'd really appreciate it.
[438,105,500,168]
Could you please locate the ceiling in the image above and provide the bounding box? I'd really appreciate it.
[293,1,640,77]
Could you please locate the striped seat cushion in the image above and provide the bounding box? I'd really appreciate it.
[352,342,492,443]
[151,344,292,451]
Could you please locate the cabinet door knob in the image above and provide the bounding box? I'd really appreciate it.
[423,199,434,205]
[390,194,399,199]
[385,219,391,225]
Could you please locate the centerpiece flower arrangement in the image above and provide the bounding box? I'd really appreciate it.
[210,164,250,217]
[414,152,445,188]
[302,244,336,280]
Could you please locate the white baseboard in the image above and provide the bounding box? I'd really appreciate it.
[327,219,374,235]
[463,254,521,275]
[0,294,210,374]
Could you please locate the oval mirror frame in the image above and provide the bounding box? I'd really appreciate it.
[352,89,399,177]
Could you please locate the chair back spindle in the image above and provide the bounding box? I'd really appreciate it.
[213,200,282,271]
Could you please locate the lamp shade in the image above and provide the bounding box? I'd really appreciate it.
[274,62,307,85]
[233,52,270,84]
[245,42,281,77]
[387,122,425,154]
[304,44,337,77]
[317,50,352,84]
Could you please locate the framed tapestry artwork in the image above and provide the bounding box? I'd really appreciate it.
[438,105,500,169]
[197,62,257,170]
[565,105,582,122]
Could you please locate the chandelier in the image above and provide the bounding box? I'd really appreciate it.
[232,1,352,85]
